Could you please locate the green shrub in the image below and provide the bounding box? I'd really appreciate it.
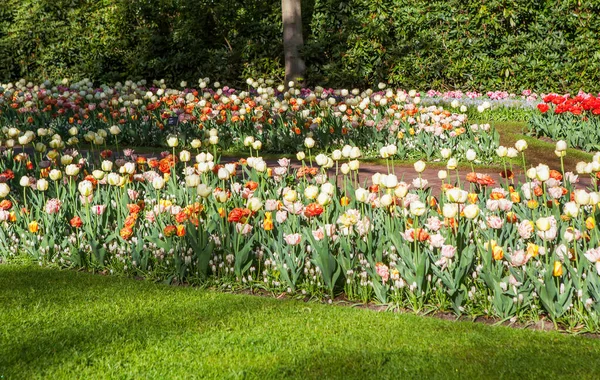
[2,0,600,92]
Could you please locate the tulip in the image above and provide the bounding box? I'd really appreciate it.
[563,202,579,218]
[185,174,200,187]
[0,183,10,198]
[101,160,113,172]
[515,140,528,152]
[78,180,94,196]
[190,139,202,149]
[107,173,121,186]
[332,150,342,161]
[92,170,105,180]
[410,201,426,216]
[197,184,212,198]
[254,160,267,172]
[496,146,508,158]
[414,160,426,173]
[553,261,563,277]
[463,204,480,219]
[355,188,368,203]
[380,194,393,207]
[574,190,590,205]
[152,177,165,190]
[109,125,121,135]
[340,163,350,175]
[174,150,190,163]
[284,189,298,202]
[304,137,315,149]
[65,164,80,177]
[536,217,551,232]
[465,149,477,162]
[316,192,331,206]
[49,169,62,181]
[60,155,73,165]
[446,188,468,203]
[442,203,458,219]
[535,164,550,181]
[251,140,262,151]
[321,183,335,195]
[217,168,230,180]
[247,198,263,211]
[296,151,306,161]
[556,140,567,152]
[167,135,179,147]
[348,160,360,171]
[36,179,49,192]
[304,185,319,200]
[446,158,458,170]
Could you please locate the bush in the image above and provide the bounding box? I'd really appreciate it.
[2,0,600,92]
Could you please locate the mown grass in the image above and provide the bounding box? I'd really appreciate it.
[2,264,600,379]
[493,121,594,171]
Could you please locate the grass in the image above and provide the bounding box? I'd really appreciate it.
[2,264,600,379]
[493,121,594,171]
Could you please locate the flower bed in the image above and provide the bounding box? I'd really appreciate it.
[0,127,600,330]
[529,93,600,152]
[0,79,503,162]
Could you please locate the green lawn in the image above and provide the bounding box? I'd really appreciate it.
[1,265,600,379]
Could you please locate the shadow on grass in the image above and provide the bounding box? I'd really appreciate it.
[2,265,600,379]
[0,266,264,377]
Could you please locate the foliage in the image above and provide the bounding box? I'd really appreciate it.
[4,265,600,378]
[2,1,600,92]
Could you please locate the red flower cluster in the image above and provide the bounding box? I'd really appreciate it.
[539,93,600,115]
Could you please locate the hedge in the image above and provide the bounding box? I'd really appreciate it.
[1,0,600,92]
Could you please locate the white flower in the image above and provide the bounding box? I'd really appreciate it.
[109,125,121,135]
[179,150,191,162]
[19,176,30,187]
[304,137,315,149]
[37,178,49,191]
[563,202,579,218]
[0,183,9,198]
[101,160,113,172]
[535,164,550,182]
[166,135,179,147]
[78,180,93,196]
[463,204,480,219]
[466,149,477,162]
[65,164,80,176]
[446,158,458,170]
[496,146,508,158]
[410,201,426,216]
[556,140,567,152]
[442,203,458,219]
[515,140,528,152]
[49,169,62,181]
[414,160,426,173]
[574,190,590,205]
[304,185,319,200]
[185,174,200,188]
[152,177,165,190]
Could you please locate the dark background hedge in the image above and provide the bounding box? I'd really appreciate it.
[1,0,600,92]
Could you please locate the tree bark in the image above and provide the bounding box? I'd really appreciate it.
[282,0,305,85]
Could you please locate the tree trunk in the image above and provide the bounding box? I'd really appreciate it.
[282,0,305,85]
